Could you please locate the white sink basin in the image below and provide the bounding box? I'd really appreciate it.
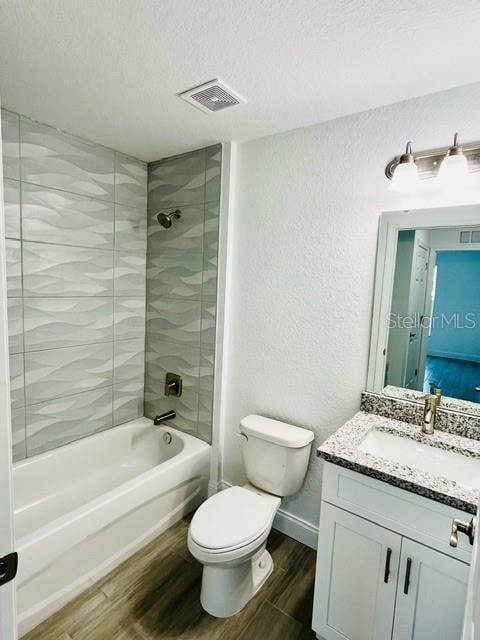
[359,430,480,490]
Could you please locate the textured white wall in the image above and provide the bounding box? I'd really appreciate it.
[221,82,480,529]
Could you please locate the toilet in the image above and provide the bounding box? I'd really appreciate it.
[188,414,314,618]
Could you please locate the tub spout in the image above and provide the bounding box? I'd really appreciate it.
[154,410,176,425]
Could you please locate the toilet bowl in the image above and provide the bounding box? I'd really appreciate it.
[188,414,314,618]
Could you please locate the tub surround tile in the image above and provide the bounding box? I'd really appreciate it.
[4,177,21,239]
[24,342,113,405]
[200,301,217,347]
[6,239,22,296]
[12,407,26,462]
[1,109,20,179]
[146,249,203,301]
[202,248,218,302]
[115,153,148,208]
[146,299,201,346]
[23,242,114,297]
[21,182,114,248]
[204,201,220,251]
[9,353,25,409]
[114,339,145,384]
[197,391,213,443]
[26,386,113,456]
[144,340,200,393]
[114,298,146,340]
[148,149,206,207]
[113,381,144,426]
[205,144,222,203]
[20,117,115,201]
[199,350,215,394]
[24,297,114,351]
[318,408,480,514]
[147,203,204,253]
[8,298,24,354]
[114,251,146,297]
[114,204,147,252]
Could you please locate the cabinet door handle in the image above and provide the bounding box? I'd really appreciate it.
[384,547,392,583]
[404,557,412,595]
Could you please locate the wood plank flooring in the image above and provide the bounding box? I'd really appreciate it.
[23,516,317,640]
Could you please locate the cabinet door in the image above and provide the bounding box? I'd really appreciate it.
[313,503,401,640]
[393,538,470,640]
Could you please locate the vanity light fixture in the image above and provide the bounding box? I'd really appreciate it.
[385,133,480,192]
[388,142,419,193]
[438,132,469,189]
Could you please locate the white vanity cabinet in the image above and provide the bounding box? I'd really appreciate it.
[313,462,472,640]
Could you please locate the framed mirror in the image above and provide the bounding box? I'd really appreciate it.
[367,204,480,416]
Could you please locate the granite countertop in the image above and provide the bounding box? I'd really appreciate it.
[317,411,480,514]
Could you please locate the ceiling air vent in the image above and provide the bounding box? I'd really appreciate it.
[179,79,246,114]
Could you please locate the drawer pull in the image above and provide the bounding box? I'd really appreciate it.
[384,547,392,583]
[404,557,412,595]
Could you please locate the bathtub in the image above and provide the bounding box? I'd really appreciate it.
[13,417,210,636]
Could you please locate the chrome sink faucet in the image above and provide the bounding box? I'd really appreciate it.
[422,387,442,435]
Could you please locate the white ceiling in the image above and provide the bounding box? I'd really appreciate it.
[1,0,480,162]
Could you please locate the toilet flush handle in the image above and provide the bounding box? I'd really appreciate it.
[237,432,248,443]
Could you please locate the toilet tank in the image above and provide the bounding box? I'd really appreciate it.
[239,415,314,497]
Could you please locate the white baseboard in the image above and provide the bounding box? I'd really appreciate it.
[213,480,318,550]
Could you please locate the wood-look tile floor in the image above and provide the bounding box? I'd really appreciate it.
[23,516,317,640]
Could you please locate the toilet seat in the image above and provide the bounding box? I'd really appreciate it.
[189,486,280,557]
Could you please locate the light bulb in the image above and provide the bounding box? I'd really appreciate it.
[438,132,469,190]
[389,142,419,193]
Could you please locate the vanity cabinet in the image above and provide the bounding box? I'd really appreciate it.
[313,463,471,640]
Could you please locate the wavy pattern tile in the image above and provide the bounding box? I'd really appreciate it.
[6,240,22,297]
[113,381,144,426]
[146,299,201,346]
[115,153,148,208]
[202,249,218,302]
[22,182,114,248]
[198,391,214,443]
[12,407,26,462]
[114,251,146,296]
[1,109,20,179]
[114,297,146,340]
[115,204,147,252]
[23,242,114,297]
[24,297,114,351]
[145,340,200,394]
[204,201,220,251]
[199,350,215,394]
[21,117,115,201]
[25,342,113,404]
[7,298,23,355]
[147,203,204,252]
[205,144,222,203]
[201,301,217,347]
[146,249,203,300]
[4,178,21,239]
[9,354,25,409]
[26,387,113,456]
[148,149,205,207]
[114,338,145,384]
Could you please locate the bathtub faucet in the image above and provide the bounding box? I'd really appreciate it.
[153,410,176,425]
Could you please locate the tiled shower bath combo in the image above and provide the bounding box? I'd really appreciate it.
[2,107,220,462]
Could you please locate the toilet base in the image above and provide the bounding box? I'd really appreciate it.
[200,546,273,618]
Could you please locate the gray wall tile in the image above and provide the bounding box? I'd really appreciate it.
[205,144,222,203]
[25,342,113,404]
[1,109,20,180]
[201,301,217,347]
[114,297,146,340]
[148,149,205,207]
[23,242,114,297]
[4,178,21,239]
[6,240,22,297]
[114,338,145,384]
[26,387,113,456]
[113,381,144,426]
[22,182,114,248]
[8,298,23,354]
[24,297,114,351]
[199,350,215,394]
[9,353,25,409]
[204,201,220,251]
[147,203,204,252]
[115,153,148,208]
[20,117,115,201]
[144,340,200,396]
[114,251,146,296]
[12,407,26,462]
[202,248,218,301]
[146,248,203,300]
[198,391,214,443]
[114,204,147,252]
[146,298,201,346]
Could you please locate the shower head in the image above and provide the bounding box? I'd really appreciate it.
[156,209,182,228]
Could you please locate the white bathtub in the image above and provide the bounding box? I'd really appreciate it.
[13,417,210,636]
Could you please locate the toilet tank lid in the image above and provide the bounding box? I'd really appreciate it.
[240,415,314,448]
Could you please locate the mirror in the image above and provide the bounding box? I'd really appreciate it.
[368,205,480,416]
